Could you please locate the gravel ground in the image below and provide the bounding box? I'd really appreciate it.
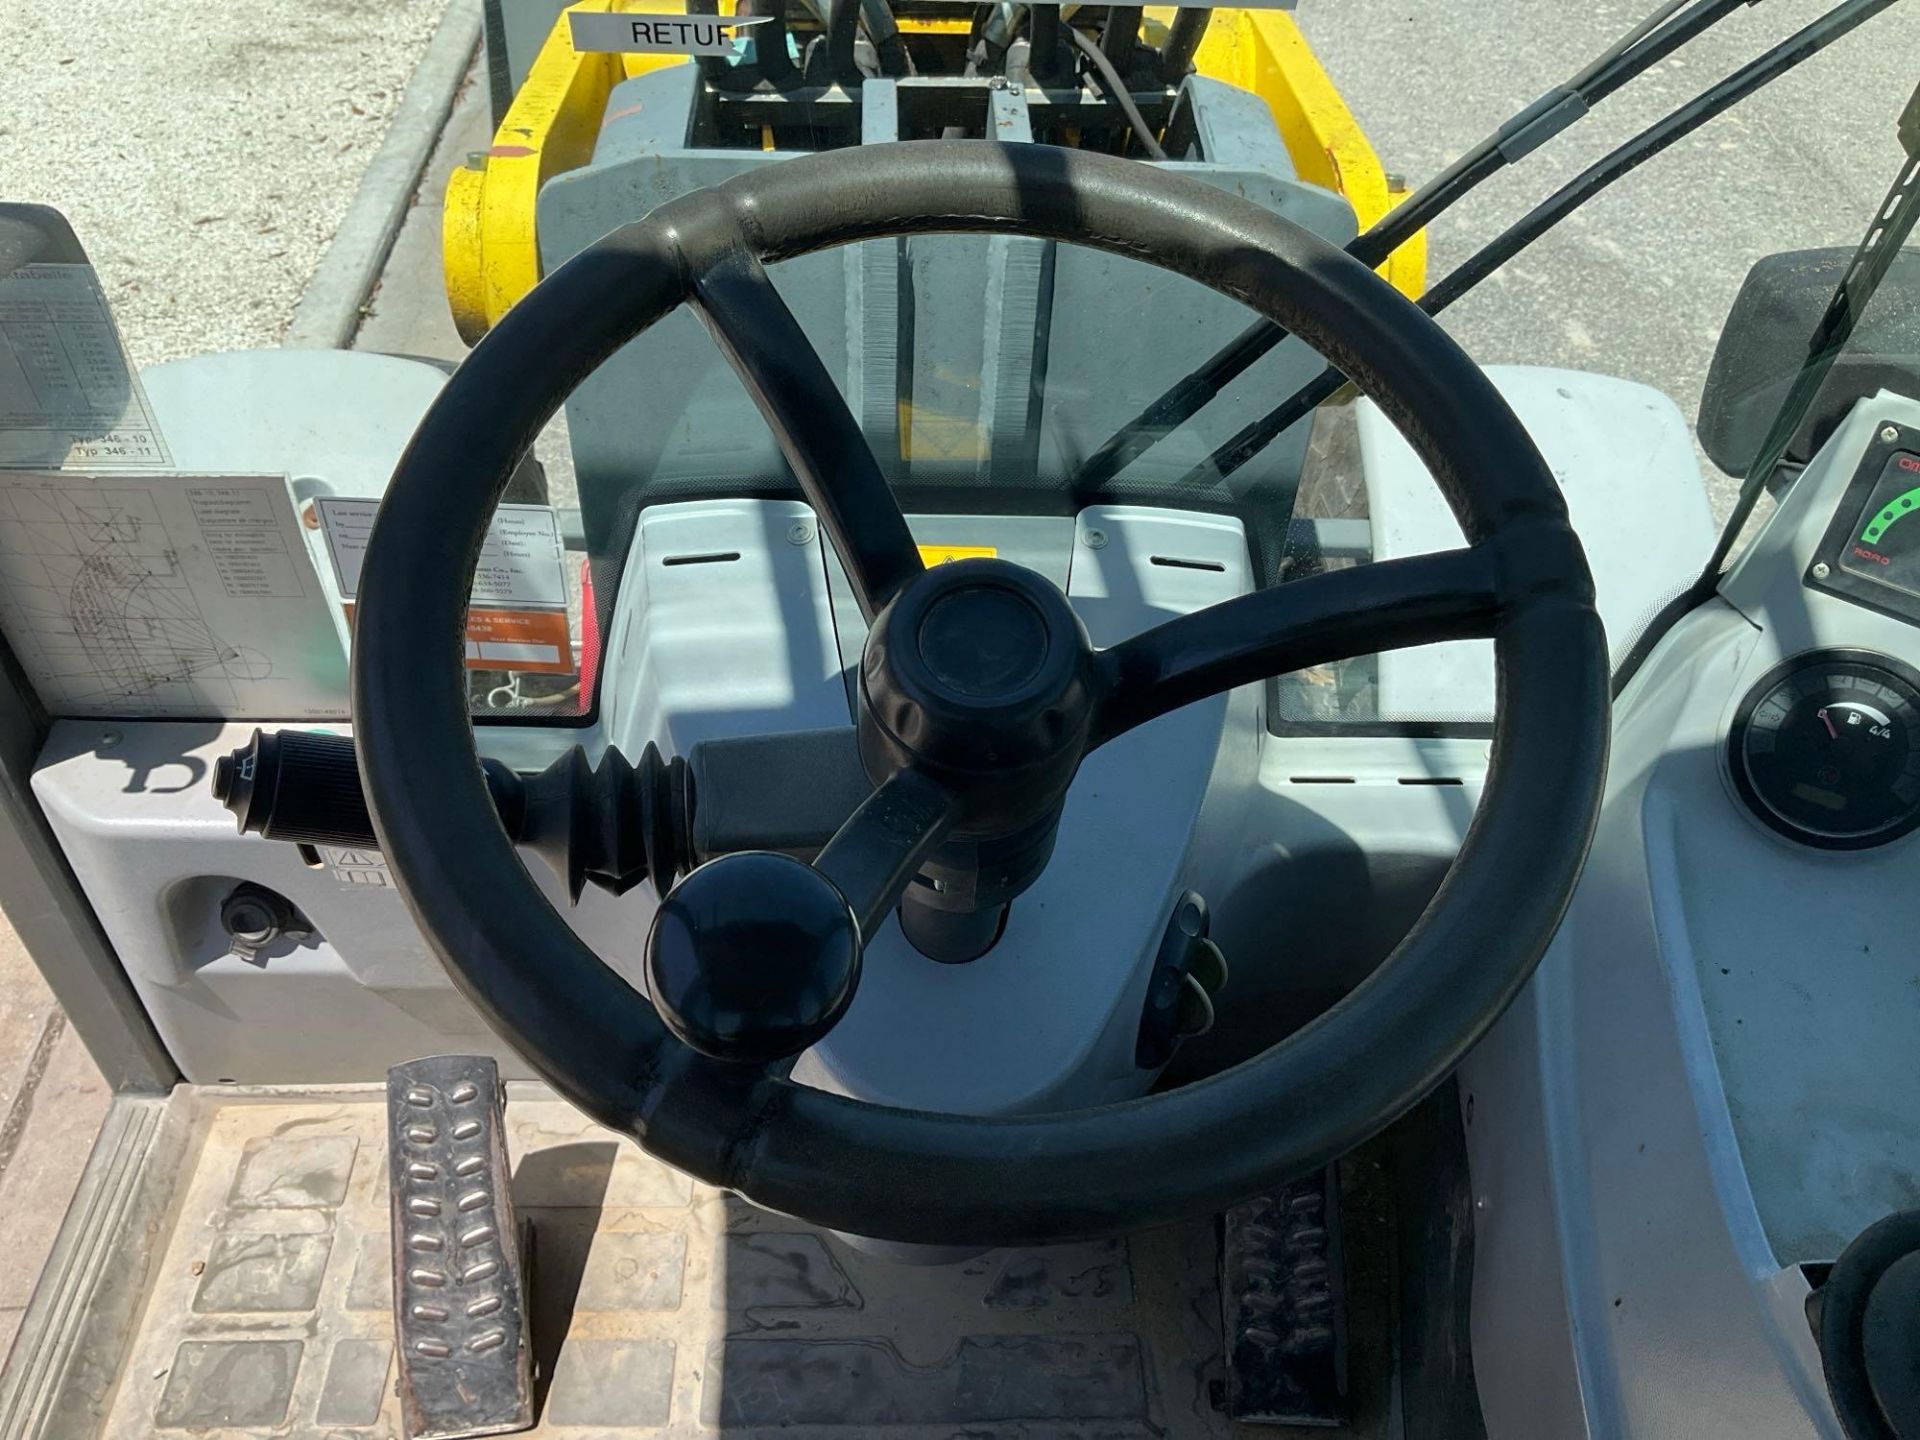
[1295,0,1920,524]
[1,0,451,367]
[0,0,451,1362]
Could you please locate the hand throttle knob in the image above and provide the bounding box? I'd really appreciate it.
[644,852,861,1064]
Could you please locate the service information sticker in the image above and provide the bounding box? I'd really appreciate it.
[319,498,575,675]
[0,263,171,468]
[569,10,769,56]
[463,608,575,674]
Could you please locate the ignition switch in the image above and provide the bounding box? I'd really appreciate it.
[1136,890,1229,1069]
[219,882,310,962]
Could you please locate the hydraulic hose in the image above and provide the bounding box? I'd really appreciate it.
[1160,8,1212,84]
[1069,21,1168,161]
[1029,5,1065,83]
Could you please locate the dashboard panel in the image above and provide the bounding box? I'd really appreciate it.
[1807,420,1920,626]
[1459,392,1920,1439]
[1622,392,1920,1272]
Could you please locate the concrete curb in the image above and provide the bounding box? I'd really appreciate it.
[283,0,483,350]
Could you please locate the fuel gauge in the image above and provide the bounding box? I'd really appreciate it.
[1729,650,1920,849]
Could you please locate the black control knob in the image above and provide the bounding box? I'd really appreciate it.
[1821,1210,1920,1439]
[1135,890,1229,1069]
[213,729,374,848]
[644,852,860,1064]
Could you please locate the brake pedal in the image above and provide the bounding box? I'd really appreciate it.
[388,1056,533,1439]
[1221,1166,1349,1425]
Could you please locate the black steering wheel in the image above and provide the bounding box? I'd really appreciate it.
[353,141,1608,1246]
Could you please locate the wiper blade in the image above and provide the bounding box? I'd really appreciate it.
[1704,71,1920,577]
[1070,0,1754,489]
[1181,0,1904,492]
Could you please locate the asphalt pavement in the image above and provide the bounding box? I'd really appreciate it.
[1296,0,1920,523]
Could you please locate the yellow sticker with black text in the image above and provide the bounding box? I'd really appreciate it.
[917,544,997,566]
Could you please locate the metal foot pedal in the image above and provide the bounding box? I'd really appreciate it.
[1221,1165,1349,1426]
[388,1056,533,1439]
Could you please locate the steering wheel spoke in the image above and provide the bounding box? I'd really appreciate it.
[1090,545,1502,744]
[689,245,923,620]
[813,767,960,940]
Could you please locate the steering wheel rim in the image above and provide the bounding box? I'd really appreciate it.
[353,140,1609,1246]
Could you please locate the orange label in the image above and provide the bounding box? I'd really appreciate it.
[464,608,574,674]
[345,605,574,675]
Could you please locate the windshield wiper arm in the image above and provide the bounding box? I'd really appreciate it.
[1180,0,1904,492]
[1703,69,1920,577]
[1069,0,1754,490]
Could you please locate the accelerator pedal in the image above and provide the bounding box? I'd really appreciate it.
[1221,1166,1350,1425]
[388,1056,534,1439]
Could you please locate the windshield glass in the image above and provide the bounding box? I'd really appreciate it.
[475,2,1919,730]
[9,0,1917,733]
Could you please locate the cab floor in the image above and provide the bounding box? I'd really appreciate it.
[66,1084,1388,1439]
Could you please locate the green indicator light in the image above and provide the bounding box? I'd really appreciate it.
[1861,485,1920,546]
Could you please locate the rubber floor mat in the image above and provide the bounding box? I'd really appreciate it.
[82,1083,1382,1438]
